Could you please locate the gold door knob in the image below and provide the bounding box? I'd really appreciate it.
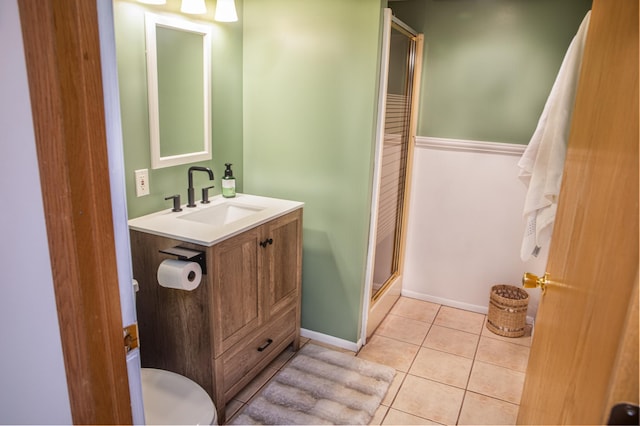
[522,272,549,294]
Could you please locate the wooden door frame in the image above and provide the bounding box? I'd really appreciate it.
[17,0,132,423]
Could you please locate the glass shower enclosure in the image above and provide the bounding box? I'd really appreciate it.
[364,9,422,339]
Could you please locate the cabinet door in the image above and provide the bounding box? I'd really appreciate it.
[211,227,261,357]
[261,209,302,320]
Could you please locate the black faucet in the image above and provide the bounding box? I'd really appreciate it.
[187,166,214,207]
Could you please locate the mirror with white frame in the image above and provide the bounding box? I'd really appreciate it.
[145,13,212,169]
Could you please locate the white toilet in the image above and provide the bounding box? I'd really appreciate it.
[141,368,217,425]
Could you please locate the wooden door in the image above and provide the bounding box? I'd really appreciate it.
[211,227,261,356]
[262,209,303,320]
[517,0,638,424]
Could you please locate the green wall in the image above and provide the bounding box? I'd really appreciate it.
[114,0,244,219]
[391,0,592,144]
[242,0,385,342]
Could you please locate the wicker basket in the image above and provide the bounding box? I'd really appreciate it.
[486,284,529,337]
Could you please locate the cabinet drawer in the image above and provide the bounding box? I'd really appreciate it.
[222,308,296,393]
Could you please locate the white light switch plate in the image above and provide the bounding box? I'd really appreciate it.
[135,169,150,197]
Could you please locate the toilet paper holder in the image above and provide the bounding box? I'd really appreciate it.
[159,246,207,275]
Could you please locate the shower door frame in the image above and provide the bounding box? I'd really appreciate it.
[361,9,423,343]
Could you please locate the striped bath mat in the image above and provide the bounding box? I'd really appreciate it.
[230,343,396,425]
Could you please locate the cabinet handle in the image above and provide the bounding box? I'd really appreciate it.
[259,238,273,248]
[257,338,273,352]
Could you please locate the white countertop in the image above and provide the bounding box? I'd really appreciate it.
[128,193,303,246]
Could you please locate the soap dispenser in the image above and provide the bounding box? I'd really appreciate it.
[222,163,236,198]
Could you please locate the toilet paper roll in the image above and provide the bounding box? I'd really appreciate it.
[157,259,202,291]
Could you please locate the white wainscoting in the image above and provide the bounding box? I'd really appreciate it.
[402,137,550,321]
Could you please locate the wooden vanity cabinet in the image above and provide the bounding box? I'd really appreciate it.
[130,208,302,423]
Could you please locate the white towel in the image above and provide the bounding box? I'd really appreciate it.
[518,11,591,261]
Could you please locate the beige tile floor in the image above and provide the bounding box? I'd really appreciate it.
[224,296,532,425]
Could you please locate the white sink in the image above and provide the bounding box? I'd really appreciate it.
[128,193,303,246]
[177,202,265,227]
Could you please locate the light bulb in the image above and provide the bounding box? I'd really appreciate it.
[215,0,238,22]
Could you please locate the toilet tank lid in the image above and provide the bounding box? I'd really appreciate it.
[141,368,216,425]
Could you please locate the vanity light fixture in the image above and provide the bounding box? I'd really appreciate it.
[214,0,238,22]
[181,0,207,15]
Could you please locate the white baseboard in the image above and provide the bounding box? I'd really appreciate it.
[401,289,534,325]
[402,289,488,314]
[300,328,361,352]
